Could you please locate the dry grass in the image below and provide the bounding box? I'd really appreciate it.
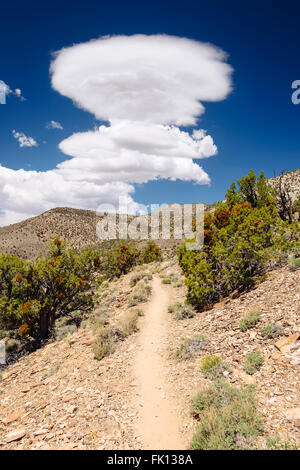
[128,282,152,307]
[118,310,139,337]
[190,380,263,450]
[168,302,195,320]
[240,311,260,332]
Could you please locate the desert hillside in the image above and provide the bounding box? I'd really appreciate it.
[0,169,299,450]
[0,260,299,449]
[0,204,211,259]
[0,208,101,259]
[0,168,299,260]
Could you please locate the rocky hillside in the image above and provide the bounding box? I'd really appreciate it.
[0,208,105,259]
[0,204,211,259]
[0,166,298,260]
[269,168,300,203]
[0,260,299,449]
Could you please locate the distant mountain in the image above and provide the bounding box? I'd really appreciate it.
[0,207,103,259]
[1,166,299,260]
[0,204,211,259]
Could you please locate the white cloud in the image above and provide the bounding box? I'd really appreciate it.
[12,130,38,148]
[14,88,25,101]
[58,121,215,185]
[46,120,64,129]
[0,35,233,225]
[0,164,137,224]
[51,34,232,126]
[0,80,11,101]
[0,81,25,101]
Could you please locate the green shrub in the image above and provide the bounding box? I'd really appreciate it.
[55,316,69,328]
[190,399,262,450]
[95,240,161,280]
[139,241,162,264]
[91,318,107,333]
[266,436,299,450]
[92,327,115,360]
[162,277,172,284]
[168,302,195,320]
[86,308,109,332]
[168,302,181,313]
[130,271,153,287]
[190,380,263,450]
[191,380,255,417]
[130,272,144,287]
[0,329,16,340]
[200,355,229,379]
[175,335,209,360]
[288,255,300,270]
[293,196,300,220]
[56,324,77,341]
[55,311,83,329]
[130,308,144,317]
[119,310,139,337]
[261,323,282,339]
[243,350,264,375]
[240,311,260,332]
[178,170,300,310]
[101,242,140,278]
[80,319,89,329]
[6,338,21,353]
[200,354,220,371]
[128,283,152,306]
[165,272,179,281]
[0,238,98,339]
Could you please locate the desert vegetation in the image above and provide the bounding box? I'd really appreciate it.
[190,380,263,450]
[0,238,161,349]
[243,350,264,375]
[199,355,230,380]
[175,334,209,360]
[168,301,195,320]
[1,169,299,450]
[128,282,152,307]
[178,170,300,310]
[239,311,261,332]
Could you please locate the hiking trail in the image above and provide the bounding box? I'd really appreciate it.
[134,276,185,450]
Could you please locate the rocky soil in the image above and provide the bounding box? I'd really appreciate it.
[164,263,300,445]
[0,260,299,449]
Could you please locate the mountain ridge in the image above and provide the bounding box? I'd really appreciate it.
[1,167,299,259]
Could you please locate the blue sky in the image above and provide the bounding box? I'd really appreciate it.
[0,0,300,224]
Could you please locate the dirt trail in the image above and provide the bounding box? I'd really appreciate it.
[134,276,185,450]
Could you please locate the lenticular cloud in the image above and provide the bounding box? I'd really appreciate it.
[51,35,232,126]
[0,35,233,225]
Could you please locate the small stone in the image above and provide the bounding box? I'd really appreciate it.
[33,429,48,436]
[275,334,300,353]
[67,405,77,414]
[284,408,300,420]
[6,429,26,443]
[2,409,26,425]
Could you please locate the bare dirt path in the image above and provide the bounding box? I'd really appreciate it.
[133,276,186,450]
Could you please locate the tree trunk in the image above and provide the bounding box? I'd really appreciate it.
[40,309,55,339]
